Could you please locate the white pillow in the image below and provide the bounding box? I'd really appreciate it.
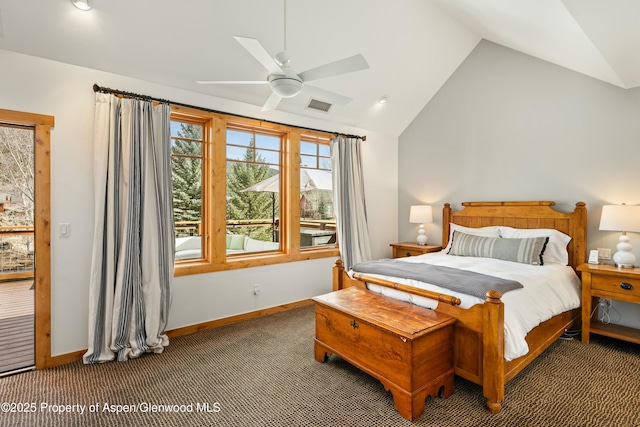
[499,227,571,265]
[175,236,201,251]
[244,238,279,252]
[444,224,502,252]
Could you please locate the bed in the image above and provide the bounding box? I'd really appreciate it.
[331,201,587,413]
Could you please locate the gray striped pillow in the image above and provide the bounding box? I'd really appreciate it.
[447,231,549,265]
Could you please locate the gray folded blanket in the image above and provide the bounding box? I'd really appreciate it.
[351,259,523,299]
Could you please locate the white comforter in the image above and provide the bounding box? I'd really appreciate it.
[359,251,581,361]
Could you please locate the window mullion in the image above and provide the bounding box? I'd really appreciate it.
[211,117,227,265]
[287,131,301,254]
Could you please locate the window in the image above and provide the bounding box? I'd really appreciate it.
[170,107,338,276]
[171,117,205,262]
[226,126,282,255]
[299,136,335,249]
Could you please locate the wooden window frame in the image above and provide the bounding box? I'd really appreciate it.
[171,114,208,261]
[171,105,338,277]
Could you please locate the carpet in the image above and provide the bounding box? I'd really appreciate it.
[0,306,638,426]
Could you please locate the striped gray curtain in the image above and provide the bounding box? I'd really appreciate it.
[330,136,372,269]
[84,93,174,364]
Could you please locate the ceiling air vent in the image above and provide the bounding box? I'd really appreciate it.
[306,98,332,113]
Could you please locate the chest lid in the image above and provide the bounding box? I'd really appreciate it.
[313,287,455,338]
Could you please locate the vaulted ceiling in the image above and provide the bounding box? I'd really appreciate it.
[0,0,638,136]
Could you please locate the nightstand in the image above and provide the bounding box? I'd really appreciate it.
[577,263,640,344]
[390,242,441,259]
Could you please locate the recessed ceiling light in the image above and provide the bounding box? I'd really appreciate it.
[71,0,92,11]
[378,96,387,104]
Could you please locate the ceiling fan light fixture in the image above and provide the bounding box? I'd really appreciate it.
[71,0,92,10]
[268,75,303,98]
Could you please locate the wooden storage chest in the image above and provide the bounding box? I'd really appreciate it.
[313,286,455,421]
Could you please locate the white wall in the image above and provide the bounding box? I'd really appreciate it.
[0,49,398,356]
[399,40,640,328]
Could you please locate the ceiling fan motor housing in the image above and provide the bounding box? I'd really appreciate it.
[268,73,303,98]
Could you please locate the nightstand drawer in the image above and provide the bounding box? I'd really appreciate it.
[399,248,430,257]
[591,274,640,298]
[390,243,441,259]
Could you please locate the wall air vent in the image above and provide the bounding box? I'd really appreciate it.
[306,98,332,113]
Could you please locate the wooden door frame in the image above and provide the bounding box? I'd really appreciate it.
[0,108,53,369]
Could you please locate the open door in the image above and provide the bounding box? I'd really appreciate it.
[0,109,53,373]
[0,123,35,375]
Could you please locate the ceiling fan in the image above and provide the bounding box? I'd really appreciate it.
[196,2,369,111]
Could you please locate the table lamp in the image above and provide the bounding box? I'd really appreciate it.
[599,204,640,268]
[409,205,433,246]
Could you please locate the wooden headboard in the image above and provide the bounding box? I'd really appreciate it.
[442,201,587,270]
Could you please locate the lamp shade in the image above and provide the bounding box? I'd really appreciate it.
[409,205,433,224]
[599,204,640,232]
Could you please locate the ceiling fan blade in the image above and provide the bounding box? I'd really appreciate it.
[303,85,352,106]
[261,92,283,111]
[298,54,369,82]
[196,80,267,85]
[234,36,283,75]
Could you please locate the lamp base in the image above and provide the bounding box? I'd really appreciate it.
[613,234,636,268]
[615,262,635,268]
[416,225,428,246]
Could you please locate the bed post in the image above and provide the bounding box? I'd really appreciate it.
[482,290,505,414]
[442,203,452,248]
[332,259,344,291]
[571,202,587,268]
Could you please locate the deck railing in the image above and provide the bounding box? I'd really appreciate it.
[176,219,336,236]
[0,226,35,281]
[176,219,337,247]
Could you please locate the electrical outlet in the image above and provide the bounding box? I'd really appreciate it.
[597,248,611,260]
[253,284,261,296]
[599,298,612,309]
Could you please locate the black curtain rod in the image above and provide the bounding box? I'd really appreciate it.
[92,84,366,141]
